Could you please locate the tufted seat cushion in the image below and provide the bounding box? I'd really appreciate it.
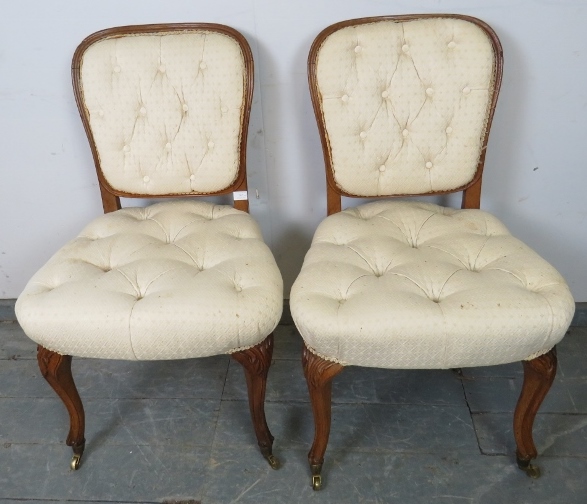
[16,200,283,361]
[291,200,574,369]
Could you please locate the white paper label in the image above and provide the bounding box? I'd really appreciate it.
[233,191,248,201]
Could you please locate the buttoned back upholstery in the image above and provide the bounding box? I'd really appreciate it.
[74,25,252,197]
[309,16,501,197]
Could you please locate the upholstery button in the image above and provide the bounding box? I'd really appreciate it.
[402,129,409,137]
[123,145,130,152]
[341,94,349,102]
[200,61,207,69]
[426,161,433,169]
[113,65,121,73]
[446,126,453,134]
[165,142,172,151]
[426,88,434,97]
[402,44,409,53]
[235,286,242,293]
[182,103,189,112]
[140,107,147,116]
[208,140,215,148]
[190,174,196,181]
[360,131,367,139]
[379,165,386,172]
[354,45,362,53]
[463,86,471,95]
[143,175,150,183]
[381,90,389,98]
[448,41,457,49]
[159,65,166,73]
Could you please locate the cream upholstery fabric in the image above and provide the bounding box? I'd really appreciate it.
[291,201,574,369]
[80,31,246,195]
[16,200,283,360]
[315,18,496,196]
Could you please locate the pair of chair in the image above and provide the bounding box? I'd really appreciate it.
[15,15,574,491]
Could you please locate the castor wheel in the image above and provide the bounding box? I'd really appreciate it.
[70,453,82,470]
[266,454,280,470]
[312,474,322,491]
[517,457,541,478]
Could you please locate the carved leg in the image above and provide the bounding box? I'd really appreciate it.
[302,344,344,491]
[231,333,279,469]
[513,347,557,478]
[37,345,85,470]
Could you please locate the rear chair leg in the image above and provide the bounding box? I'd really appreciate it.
[231,333,279,469]
[513,347,557,478]
[302,344,344,490]
[37,345,85,470]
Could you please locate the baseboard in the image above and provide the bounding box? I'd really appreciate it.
[2,299,586,327]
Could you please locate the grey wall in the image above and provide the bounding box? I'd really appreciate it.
[1,0,586,299]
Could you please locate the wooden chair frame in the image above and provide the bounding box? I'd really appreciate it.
[303,14,555,489]
[38,23,278,471]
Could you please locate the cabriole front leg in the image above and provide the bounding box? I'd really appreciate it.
[513,347,557,478]
[231,333,279,469]
[302,344,344,490]
[37,345,86,470]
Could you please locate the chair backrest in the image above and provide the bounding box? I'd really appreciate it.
[72,24,253,213]
[308,15,503,214]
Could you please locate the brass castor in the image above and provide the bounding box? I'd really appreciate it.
[266,454,280,470]
[312,474,322,491]
[70,453,82,470]
[310,463,323,490]
[517,457,541,478]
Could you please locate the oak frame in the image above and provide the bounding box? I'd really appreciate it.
[303,14,555,490]
[38,23,277,471]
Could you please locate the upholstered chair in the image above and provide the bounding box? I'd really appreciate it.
[16,24,282,471]
[291,15,574,490]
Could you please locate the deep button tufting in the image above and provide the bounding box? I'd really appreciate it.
[140,107,147,116]
[354,45,362,53]
[360,131,367,139]
[402,129,409,137]
[381,90,389,98]
[425,161,433,169]
[159,64,166,73]
[208,140,215,149]
[426,88,434,97]
[235,285,243,293]
[200,61,207,69]
[281,18,501,197]
[379,165,386,172]
[182,103,189,112]
[448,41,457,49]
[446,126,453,134]
[165,142,172,151]
[463,86,471,95]
[341,94,349,102]
[143,175,150,183]
[402,44,409,53]
[190,174,196,181]
[123,145,130,153]
[113,65,121,73]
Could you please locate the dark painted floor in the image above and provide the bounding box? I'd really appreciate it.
[1,300,586,503]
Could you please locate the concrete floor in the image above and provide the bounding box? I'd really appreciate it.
[1,300,587,503]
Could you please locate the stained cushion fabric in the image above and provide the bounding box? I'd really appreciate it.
[16,200,283,360]
[291,200,574,369]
